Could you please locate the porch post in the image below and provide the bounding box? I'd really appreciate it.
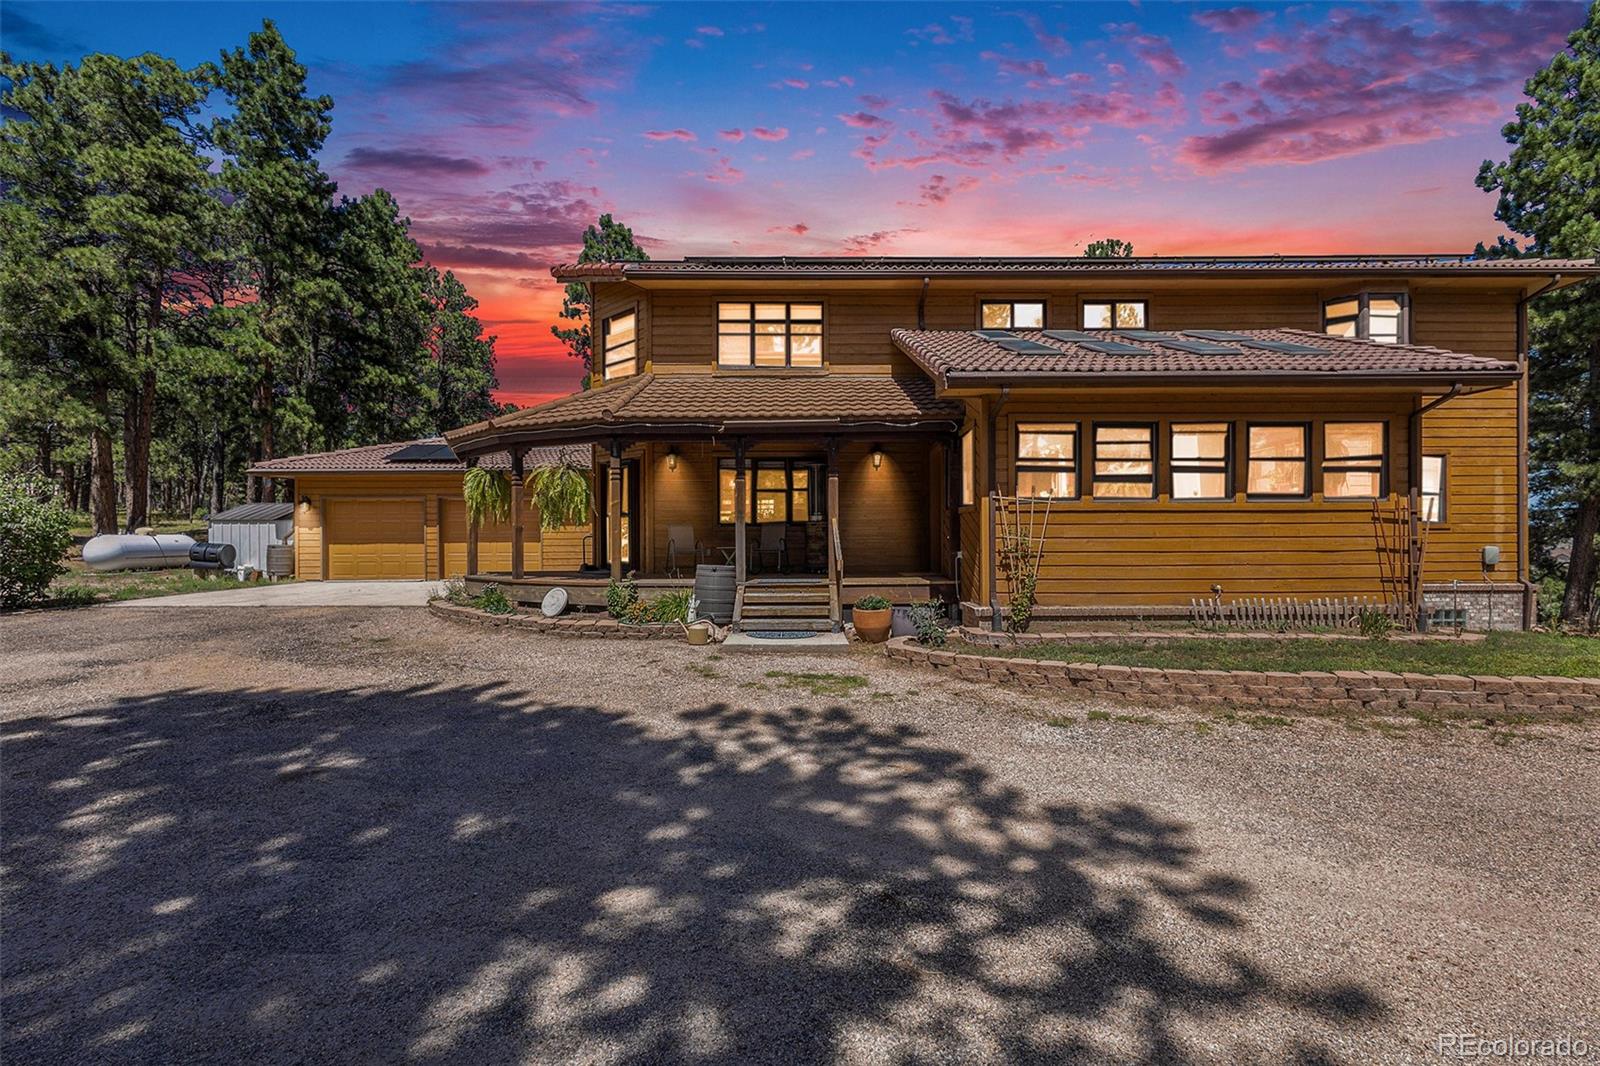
[733,438,748,588]
[465,456,480,577]
[942,435,958,578]
[826,438,841,628]
[608,439,624,580]
[509,448,526,579]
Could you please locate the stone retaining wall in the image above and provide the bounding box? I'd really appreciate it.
[430,600,683,639]
[884,637,1598,718]
[955,627,1482,647]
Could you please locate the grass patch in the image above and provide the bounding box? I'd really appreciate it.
[765,671,869,697]
[46,568,256,606]
[1045,714,1076,728]
[957,631,1599,678]
[1086,710,1112,722]
[685,663,721,679]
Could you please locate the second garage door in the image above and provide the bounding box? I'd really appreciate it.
[439,499,521,578]
[325,499,425,580]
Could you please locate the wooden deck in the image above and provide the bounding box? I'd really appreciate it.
[466,570,955,609]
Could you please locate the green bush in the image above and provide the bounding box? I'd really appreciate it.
[855,594,891,611]
[605,577,638,618]
[0,473,73,609]
[647,588,692,624]
[1356,605,1394,640]
[473,583,515,615]
[440,577,473,606]
[908,598,948,646]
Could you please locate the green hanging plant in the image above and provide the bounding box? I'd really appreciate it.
[528,463,592,531]
[463,467,511,528]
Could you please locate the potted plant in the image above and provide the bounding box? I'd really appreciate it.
[852,594,894,643]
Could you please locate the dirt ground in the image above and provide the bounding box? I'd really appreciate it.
[2,606,1596,1065]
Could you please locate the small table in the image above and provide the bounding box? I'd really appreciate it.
[715,545,739,565]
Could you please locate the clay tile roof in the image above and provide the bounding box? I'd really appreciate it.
[248,438,589,475]
[445,374,963,451]
[891,328,1521,386]
[552,254,1600,282]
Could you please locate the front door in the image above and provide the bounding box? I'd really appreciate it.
[598,459,640,572]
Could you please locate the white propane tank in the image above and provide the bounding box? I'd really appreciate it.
[81,534,197,572]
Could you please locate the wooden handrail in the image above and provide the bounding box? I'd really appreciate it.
[830,516,844,579]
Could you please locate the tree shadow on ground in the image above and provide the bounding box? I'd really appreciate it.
[2,682,1382,1064]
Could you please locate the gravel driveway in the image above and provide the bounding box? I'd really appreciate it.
[2,607,1595,1065]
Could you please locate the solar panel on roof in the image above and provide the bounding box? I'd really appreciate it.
[1039,329,1148,355]
[971,329,1015,341]
[1114,330,1242,355]
[1182,330,1326,354]
[387,443,458,462]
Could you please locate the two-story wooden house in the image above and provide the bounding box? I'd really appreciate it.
[444,255,1598,631]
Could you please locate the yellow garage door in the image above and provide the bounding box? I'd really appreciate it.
[325,499,425,580]
[440,499,521,578]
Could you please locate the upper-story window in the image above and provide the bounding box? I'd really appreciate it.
[718,302,823,368]
[1323,292,1407,344]
[601,310,638,380]
[1082,300,1147,329]
[981,301,1044,329]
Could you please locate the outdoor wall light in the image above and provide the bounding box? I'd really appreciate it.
[666,447,679,471]
[871,446,884,470]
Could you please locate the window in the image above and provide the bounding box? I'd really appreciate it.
[960,426,976,506]
[717,302,823,368]
[602,310,638,380]
[1421,454,1446,522]
[1323,422,1386,498]
[1323,292,1406,344]
[1246,424,1310,497]
[1081,300,1147,329]
[718,459,818,523]
[1092,424,1155,499]
[1014,422,1077,499]
[980,300,1044,329]
[1170,422,1231,500]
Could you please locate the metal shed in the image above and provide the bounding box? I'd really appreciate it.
[208,502,295,575]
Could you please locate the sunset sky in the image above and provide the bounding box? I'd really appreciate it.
[3,1,1585,405]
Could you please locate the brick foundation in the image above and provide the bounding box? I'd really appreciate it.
[430,600,683,639]
[1420,582,1530,631]
[884,637,1598,718]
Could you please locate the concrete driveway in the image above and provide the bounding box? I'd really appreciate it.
[104,579,444,608]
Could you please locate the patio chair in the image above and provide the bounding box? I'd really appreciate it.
[667,524,706,577]
[750,524,786,573]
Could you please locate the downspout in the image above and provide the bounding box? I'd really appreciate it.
[988,386,1010,632]
[1514,275,1560,624]
[1407,383,1461,632]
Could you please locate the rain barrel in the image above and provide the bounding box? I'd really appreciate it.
[692,564,736,624]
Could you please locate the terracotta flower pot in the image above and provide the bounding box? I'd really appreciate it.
[853,606,893,643]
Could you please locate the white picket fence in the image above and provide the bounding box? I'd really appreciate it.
[1188,595,1405,630]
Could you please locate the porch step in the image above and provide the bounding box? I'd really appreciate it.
[735,577,838,632]
[740,602,830,619]
[734,617,837,633]
[742,589,830,605]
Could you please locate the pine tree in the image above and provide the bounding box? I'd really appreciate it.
[551,214,648,386]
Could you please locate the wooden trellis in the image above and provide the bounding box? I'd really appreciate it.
[1372,489,1429,630]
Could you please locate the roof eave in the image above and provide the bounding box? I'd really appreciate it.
[936,369,1522,389]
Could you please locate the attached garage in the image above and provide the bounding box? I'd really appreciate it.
[325,498,426,580]
[248,439,591,581]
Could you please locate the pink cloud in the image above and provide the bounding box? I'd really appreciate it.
[906,172,981,207]
[751,126,789,141]
[719,128,745,142]
[1015,12,1070,57]
[838,111,891,129]
[840,228,918,254]
[790,148,816,160]
[1192,7,1269,34]
[703,155,744,183]
[643,128,696,141]
[696,25,724,37]
[769,222,810,235]
[1104,24,1189,77]
[778,78,809,90]
[859,94,890,110]
[905,16,974,46]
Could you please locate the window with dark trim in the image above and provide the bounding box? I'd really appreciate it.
[1014,422,1077,499]
[1323,292,1407,344]
[1081,300,1147,329]
[1421,454,1446,522]
[1170,422,1232,500]
[1246,423,1310,497]
[1091,423,1155,499]
[960,427,976,506]
[1323,422,1387,498]
[980,300,1044,329]
[717,302,824,368]
[602,310,638,380]
[718,459,820,524]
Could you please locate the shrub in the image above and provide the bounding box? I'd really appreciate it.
[473,583,515,615]
[855,594,891,611]
[1356,605,1394,640]
[908,597,948,646]
[440,577,473,606]
[647,588,692,624]
[0,473,73,609]
[605,577,638,618]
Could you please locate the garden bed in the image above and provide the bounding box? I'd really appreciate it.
[429,600,684,639]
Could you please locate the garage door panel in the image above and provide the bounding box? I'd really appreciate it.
[326,500,425,580]
[441,498,528,577]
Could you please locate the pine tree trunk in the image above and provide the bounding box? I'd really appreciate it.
[38,426,53,482]
[60,462,76,509]
[89,386,117,535]
[124,368,156,532]
[212,433,226,514]
[250,357,274,503]
[1560,495,1600,625]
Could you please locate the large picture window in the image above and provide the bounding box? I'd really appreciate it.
[1081,300,1147,329]
[1014,422,1077,499]
[1323,292,1406,344]
[1323,422,1386,499]
[718,459,819,524]
[1421,454,1446,522]
[717,302,823,368]
[1246,424,1310,497]
[1170,422,1231,500]
[602,310,638,380]
[1092,424,1156,499]
[980,300,1044,329]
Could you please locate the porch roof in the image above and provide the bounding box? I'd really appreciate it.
[891,327,1522,388]
[248,437,589,475]
[445,373,964,454]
